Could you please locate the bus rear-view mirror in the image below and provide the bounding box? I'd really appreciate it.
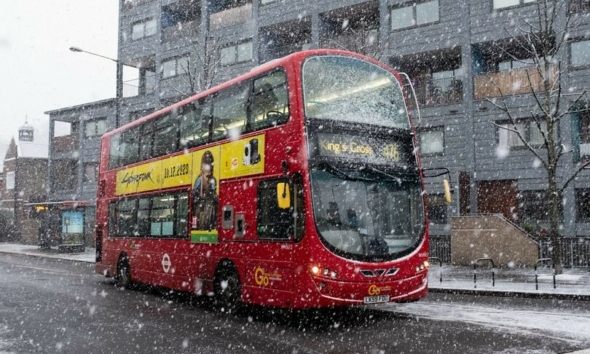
[277,182,291,209]
[443,179,452,203]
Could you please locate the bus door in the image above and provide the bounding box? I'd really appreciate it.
[242,178,303,306]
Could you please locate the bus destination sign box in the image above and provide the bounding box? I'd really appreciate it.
[316,133,410,167]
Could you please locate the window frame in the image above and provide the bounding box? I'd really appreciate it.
[256,177,304,241]
[492,0,536,10]
[219,40,253,66]
[108,68,290,170]
[496,119,551,149]
[109,190,189,239]
[84,118,107,138]
[570,39,590,69]
[83,162,99,183]
[131,18,157,41]
[576,189,590,222]
[419,127,445,156]
[161,55,190,79]
[427,194,448,224]
[390,0,440,31]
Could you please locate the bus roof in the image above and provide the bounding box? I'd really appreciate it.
[102,49,388,139]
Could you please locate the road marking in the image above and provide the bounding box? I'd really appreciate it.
[11,264,73,275]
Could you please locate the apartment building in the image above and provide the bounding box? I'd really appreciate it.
[46,0,590,239]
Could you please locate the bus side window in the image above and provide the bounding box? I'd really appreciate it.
[119,128,140,166]
[109,133,121,170]
[251,70,289,131]
[152,114,178,158]
[211,81,249,142]
[180,100,211,149]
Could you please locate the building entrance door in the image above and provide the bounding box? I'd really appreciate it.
[477,180,518,222]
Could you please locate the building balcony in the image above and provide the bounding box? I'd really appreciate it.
[321,31,379,56]
[210,3,252,30]
[473,66,557,100]
[161,19,200,43]
[569,0,590,13]
[413,76,463,107]
[52,135,79,154]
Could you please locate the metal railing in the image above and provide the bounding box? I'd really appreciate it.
[534,258,556,290]
[473,258,495,288]
[430,235,590,268]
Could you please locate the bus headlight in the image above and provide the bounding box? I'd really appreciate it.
[309,264,338,279]
[416,261,430,273]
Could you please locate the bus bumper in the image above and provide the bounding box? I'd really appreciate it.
[296,271,428,308]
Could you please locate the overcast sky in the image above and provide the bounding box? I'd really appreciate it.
[0,1,118,163]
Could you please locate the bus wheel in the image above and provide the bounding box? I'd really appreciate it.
[214,262,241,313]
[116,255,132,289]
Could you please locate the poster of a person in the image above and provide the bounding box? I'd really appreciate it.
[193,150,218,231]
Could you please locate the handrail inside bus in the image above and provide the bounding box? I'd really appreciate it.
[399,72,421,126]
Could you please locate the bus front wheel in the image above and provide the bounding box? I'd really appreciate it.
[116,255,132,289]
[214,261,241,313]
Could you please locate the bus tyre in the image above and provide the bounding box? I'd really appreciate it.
[214,262,241,313]
[116,255,132,289]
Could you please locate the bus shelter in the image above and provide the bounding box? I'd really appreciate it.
[26,201,89,252]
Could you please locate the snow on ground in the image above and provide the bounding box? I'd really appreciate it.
[0,327,16,354]
[0,244,94,263]
[384,300,590,346]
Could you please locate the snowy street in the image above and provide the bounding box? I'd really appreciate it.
[1,252,589,354]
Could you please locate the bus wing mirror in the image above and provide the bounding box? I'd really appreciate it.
[443,179,452,203]
[277,182,291,209]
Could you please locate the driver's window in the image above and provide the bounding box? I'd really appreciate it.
[251,69,289,130]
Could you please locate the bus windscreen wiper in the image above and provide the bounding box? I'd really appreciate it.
[360,165,403,185]
[317,162,375,182]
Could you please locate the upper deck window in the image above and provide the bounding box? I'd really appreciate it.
[302,55,410,129]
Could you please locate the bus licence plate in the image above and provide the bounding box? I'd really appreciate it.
[363,295,390,304]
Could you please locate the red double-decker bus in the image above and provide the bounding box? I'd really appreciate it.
[95,49,432,309]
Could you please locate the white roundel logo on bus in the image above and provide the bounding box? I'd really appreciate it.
[162,253,171,273]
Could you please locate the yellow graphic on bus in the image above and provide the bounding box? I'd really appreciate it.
[115,135,267,196]
[190,147,220,243]
[254,266,282,286]
[116,160,161,195]
[220,134,265,179]
[161,154,192,189]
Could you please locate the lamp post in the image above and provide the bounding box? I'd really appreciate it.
[69,46,122,128]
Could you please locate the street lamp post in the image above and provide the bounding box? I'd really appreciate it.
[69,46,122,128]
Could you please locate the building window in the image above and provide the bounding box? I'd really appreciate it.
[85,118,107,138]
[220,41,253,66]
[571,40,590,68]
[161,56,189,78]
[519,190,561,222]
[131,18,157,40]
[493,0,536,9]
[419,129,444,155]
[83,163,98,183]
[6,171,15,190]
[260,0,278,4]
[428,194,448,224]
[576,189,590,221]
[498,120,547,148]
[391,1,439,30]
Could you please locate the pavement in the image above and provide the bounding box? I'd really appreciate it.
[1,242,590,301]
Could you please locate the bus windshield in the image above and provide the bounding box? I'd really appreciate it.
[302,55,410,129]
[310,168,424,260]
